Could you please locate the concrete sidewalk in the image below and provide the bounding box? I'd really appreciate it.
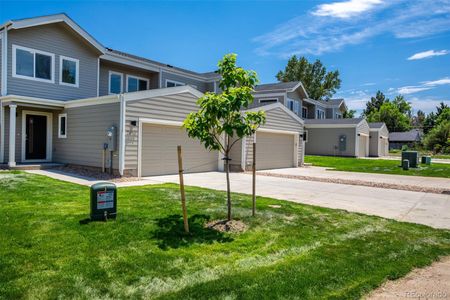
[27,170,450,230]
[259,167,450,192]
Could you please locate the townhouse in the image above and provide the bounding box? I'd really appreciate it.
[0,13,305,176]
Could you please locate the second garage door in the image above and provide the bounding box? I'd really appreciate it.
[358,135,368,157]
[141,124,218,176]
[255,131,295,170]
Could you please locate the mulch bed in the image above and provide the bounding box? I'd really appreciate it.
[205,219,248,233]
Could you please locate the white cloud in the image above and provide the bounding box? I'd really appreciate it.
[312,0,384,19]
[422,77,450,86]
[397,86,432,95]
[408,50,449,60]
[253,0,450,57]
[409,98,450,113]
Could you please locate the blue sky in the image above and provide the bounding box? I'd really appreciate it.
[1,0,449,114]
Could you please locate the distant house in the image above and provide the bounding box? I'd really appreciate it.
[389,129,422,150]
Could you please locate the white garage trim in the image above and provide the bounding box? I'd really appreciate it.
[241,137,247,171]
[358,132,369,137]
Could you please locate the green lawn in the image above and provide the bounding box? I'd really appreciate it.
[1,172,450,299]
[305,155,450,178]
[389,150,450,160]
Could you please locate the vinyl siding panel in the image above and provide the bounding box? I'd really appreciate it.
[7,23,99,100]
[0,35,2,93]
[124,92,201,172]
[249,95,285,109]
[98,61,159,96]
[52,103,120,168]
[161,71,207,92]
[305,127,357,157]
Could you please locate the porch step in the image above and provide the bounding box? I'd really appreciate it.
[1,163,66,171]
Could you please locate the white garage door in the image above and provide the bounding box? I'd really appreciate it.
[358,135,368,157]
[141,124,218,176]
[255,131,295,170]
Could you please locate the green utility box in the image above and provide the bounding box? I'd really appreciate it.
[402,159,410,170]
[90,182,117,221]
[401,151,419,168]
[421,156,432,165]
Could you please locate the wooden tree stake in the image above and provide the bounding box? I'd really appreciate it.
[252,142,256,216]
[177,145,189,233]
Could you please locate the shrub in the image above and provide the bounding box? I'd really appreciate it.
[423,121,450,153]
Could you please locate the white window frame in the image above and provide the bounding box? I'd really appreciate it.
[259,98,278,104]
[302,106,308,119]
[59,55,79,87]
[165,79,185,88]
[287,99,294,111]
[12,44,55,83]
[317,109,325,119]
[293,101,300,114]
[126,75,149,92]
[108,71,123,94]
[58,113,67,139]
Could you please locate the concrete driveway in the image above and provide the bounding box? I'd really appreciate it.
[28,170,450,230]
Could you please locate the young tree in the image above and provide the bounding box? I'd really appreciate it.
[183,54,266,221]
[276,56,341,100]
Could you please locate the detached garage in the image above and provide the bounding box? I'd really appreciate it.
[229,103,304,171]
[369,122,389,157]
[304,118,370,158]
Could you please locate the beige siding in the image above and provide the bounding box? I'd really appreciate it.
[305,127,357,157]
[228,136,243,170]
[124,92,201,172]
[53,103,120,168]
[358,135,368,157]
[369,130,380,157]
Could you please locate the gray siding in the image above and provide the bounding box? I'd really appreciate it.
[53,102,120,168]
[98,61,159,96]
[161,71,207,92]
[7,23,99,100]
[305,127,357,157]
[0,35,2,93]
[124,92,201,172]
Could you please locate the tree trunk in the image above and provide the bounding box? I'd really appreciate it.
[225,151,231,221]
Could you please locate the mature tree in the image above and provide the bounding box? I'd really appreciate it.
[423,121,450,153]
[363,91,388,116]
[436,102,449,116]
[423,102,450,134]
[343,109,357,118]
[411,110,426,128]
[276,56,341,100]
[392,95,412,116]
[184,54,266,221]
[366,101,411,132]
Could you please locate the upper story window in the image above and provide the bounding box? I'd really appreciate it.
[335,113,342,119]
[287,99,294,111]
[302,107,308,119]
[59,56,79,87]
[166,79,185,88]
[259,98,278,104]
[127,75,149,92]
[13,45,55,83]
[109,71,123,94]
[317,109,325,119]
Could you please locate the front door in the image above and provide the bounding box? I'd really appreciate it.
[25,114,47,160]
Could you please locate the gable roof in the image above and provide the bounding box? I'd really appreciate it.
[244,102,304,125]
[1,13,105,53]
[389,129,422,142]
[254,81,309,98]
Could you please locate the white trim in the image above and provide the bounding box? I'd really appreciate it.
[5,14,105,53]
[12,44,55,83]
[252,92,285,98]
[8,104,16,167]
[96,58,100,97]
[58,113,67,138]
[358,132,369,137]
[241,137,246,171]
[217,133,224,171]
[59,55,79,87]
[258,127,299,135]
[1,27,7,96]
[0,99,4,163]
[304,123,359,129]
[316,108,326,119]
[137,119,143,178]
[245,102,305,125]
[258,98,278,104]
[118,95,125,176]
[64,95,120,108]
[139,118,183,127]
[0,94,121,109]
[21,110,53,163]
[108,71,123,94]
[165,79,185,88]
[123,85,204,102]
[293,133,299,167]
[126,75,149,92]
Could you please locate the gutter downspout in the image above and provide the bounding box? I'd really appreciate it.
[118,94,125,176]
[1,22,11,97]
